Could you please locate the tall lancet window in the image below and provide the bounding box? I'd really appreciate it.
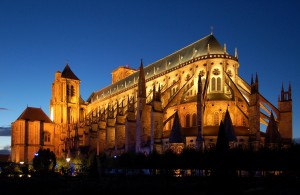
[186,114,191,128]
[217,77,221,91]
[211,77,222,92]
[211,78,216,91]
[192,113,197,127]
[214,112,219,125]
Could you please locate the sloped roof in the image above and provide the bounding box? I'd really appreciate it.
[90,34,225,103]
[169,111,183,143]
[61,64,80,80]
[17,107,52,123]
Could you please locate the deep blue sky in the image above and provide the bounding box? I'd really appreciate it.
[0,0,299,151]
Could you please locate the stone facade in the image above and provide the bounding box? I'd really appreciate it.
[11,34,293,163]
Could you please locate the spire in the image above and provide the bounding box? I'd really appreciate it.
[157,84,161,100]
[169,112,183,143]
[281,82,285,101]
[251,73,259,93]
[235,48,238,59]
[255,72,259,84]
[196,73,204,145]
[288,82,292,100]
[207,44,210,54]
[198,73,202,95]
[224,43,227,53]
[61,64,80,80]
[137,59,146,98]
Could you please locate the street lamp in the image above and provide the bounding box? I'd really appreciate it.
[66,157,71,163]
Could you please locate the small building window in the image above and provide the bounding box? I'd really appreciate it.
[44,132,51,143]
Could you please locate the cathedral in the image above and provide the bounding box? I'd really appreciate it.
[11,33,293,163]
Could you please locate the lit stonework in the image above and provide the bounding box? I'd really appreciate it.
[11,34,293,163]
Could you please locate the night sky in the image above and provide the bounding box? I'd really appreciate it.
[0,0,299,152]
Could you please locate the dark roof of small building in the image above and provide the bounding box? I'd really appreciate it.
[0,154,10,162]
[17,107,52,123]
[61,64,80,80]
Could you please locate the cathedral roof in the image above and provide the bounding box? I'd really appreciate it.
[61,64,80,80]
[17,107,52,123]
[89,34,225,103]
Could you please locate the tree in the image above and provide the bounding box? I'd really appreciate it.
[33,148,56,173]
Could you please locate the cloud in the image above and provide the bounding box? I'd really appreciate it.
[0,126,11,136]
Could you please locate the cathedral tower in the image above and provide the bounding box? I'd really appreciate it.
[278,83,292,144]
[50,64,81,124]
[50,64,82,156]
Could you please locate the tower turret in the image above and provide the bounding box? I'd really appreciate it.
[196,73,204,150]
[136,60,146,152]
[249,73,260,150]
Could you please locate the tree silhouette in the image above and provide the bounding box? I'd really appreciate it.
[33,148,56,173]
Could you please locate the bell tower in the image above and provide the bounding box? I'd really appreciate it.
[50,64,81,125]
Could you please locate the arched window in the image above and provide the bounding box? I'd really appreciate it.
[211,77,221,92]
[211,77,216,91]
[44,132,51,143]
[214,112,219,125]
[217,77,221,91]
[186,114,191,127]
[192,113,197,127]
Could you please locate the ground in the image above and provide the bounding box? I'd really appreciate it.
[1,175,300,194]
